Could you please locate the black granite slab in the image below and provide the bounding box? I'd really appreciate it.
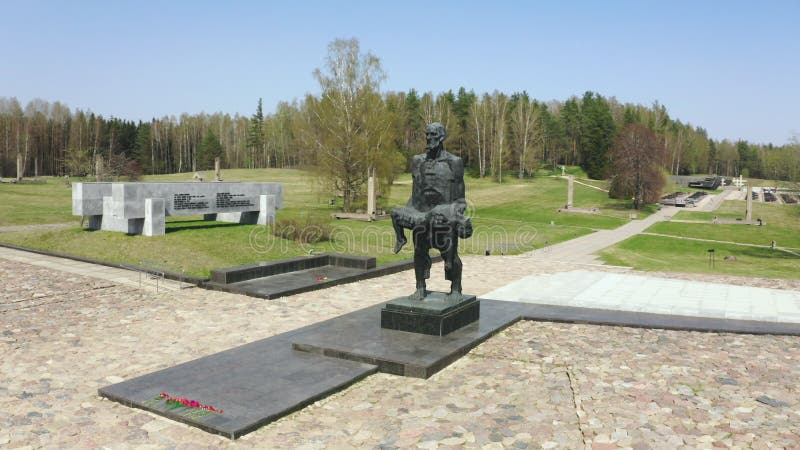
[294,299,520,378]
[292,299,800,379]
[99,334,377,439]
[99,297,800,440]
[210,255,330,284]
[384,292,477,315]
[210,253,377,284]
[226,265,366,299]
[381,293,480,336]
[203,256,443,300]
[328,253,376,270]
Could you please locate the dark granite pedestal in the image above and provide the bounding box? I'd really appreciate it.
[381,292,479,336]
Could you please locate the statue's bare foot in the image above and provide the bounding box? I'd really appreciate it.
[409,287,426,301]
[393,237,407,254]
[447,290,462,302]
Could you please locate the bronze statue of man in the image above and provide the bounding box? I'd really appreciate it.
[391,122,473,301]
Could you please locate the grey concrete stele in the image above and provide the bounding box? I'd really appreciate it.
[746,185,753,224]
[73,182,283,236]
[567,174,574,208]
[16,153,23,181]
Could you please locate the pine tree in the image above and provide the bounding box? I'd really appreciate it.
[246,98,264,168]
[560,98,581,165]
[197,130,224,170]
[579,92,615,179]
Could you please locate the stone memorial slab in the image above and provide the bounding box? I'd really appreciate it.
[99,333,376,439]
[73,182,283,235]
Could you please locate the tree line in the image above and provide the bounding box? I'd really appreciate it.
[2,51,798,191]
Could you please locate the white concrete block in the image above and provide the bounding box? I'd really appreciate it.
[144,198,165,236]
[258,194,276,225]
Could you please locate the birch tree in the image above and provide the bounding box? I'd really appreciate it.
[307,38,400,211]
[509,92,541,178]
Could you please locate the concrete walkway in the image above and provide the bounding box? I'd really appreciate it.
[485,269,800,323]
[0,246,192,293]
[527,206,680,264]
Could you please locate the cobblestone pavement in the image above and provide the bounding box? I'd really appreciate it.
[2,255,799,449]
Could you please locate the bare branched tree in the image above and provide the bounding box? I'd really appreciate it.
[609,124,666,209]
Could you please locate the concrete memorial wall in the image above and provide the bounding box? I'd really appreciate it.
[73,182,283,236]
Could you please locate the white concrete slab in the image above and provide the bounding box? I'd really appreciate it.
[484,270,800,323]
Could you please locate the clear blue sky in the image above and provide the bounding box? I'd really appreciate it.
[1,0,797,144]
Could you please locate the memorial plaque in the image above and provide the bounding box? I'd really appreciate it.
[73,182,283,236]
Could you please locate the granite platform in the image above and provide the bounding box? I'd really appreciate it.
[100,298,800,439]
[205,253,443,299]
[380,293,480,336]
[99,332,377,439]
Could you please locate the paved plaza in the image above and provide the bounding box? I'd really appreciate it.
[486,270,800,323]
[2,251,799,448]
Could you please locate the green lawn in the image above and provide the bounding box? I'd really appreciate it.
[0,180,78,226]
[2,168,648,276]
[469,176,655,229]
[4,169,797,280]
[651,200,800,249]
[599,234,800,279]
[600,198,800,279]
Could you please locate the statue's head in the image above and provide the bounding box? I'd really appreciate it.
[425,122,446,151]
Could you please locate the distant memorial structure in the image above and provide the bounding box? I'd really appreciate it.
[557,174,599,214]
[566,174,574,209]
[745,185,753,224]
[215,157,222,182]
[73,182,283,236]
[16,153,23,182]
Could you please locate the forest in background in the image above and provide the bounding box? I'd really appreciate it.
[1,88,798,185]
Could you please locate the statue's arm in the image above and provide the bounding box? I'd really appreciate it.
[453,158,466,202]
[452,157,472,238]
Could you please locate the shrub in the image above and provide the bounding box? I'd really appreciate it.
[272,217,332,244]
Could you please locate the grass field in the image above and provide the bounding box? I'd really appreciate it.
[0,180,76,226]
[0,168,645,276]
[3,170,798,280]
[600,198,800,278]
[599,234,800,279]
[652,200,800,249]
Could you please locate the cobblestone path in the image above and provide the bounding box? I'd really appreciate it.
[2,255,799,449]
